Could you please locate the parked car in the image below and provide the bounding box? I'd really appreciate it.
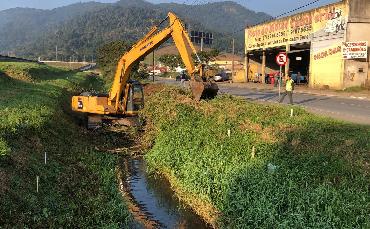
[213,75,223,82]
[213,71,229,82]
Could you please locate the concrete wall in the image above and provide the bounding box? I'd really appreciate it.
[348,0,370,22]
[344,0,370,88]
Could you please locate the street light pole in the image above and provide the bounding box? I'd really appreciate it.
[201,35,204,52]
[152,51,155,82]
[232,38,235,79]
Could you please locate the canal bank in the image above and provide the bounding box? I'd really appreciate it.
[140,84,370,228]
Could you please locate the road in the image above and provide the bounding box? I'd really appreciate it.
[156,77,370,125]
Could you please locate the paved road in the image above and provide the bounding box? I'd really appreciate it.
[156,78,370,125]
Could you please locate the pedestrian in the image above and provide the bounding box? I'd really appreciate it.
[180,71,186,86]
[279,74,295,104]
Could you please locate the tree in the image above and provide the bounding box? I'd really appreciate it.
[97,40,148,82]
[193,49,220,64]
[158,54,184,70]
[97,40,131,78]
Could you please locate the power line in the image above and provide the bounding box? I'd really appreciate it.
[226,0,322,37]
[240,0,321,33]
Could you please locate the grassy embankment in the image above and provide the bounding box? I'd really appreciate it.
[0,62,132,227]
[141,85,370,228]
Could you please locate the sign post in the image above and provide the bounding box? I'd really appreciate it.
[276,52,288,99]
[279,65,282,97]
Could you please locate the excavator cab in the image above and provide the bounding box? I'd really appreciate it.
[84,81,144,129]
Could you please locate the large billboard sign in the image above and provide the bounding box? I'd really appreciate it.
[245,2,348,50]
[191,31,213,45]
[342,41,368,59]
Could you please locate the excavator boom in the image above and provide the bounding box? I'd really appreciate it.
[108,12,217,110]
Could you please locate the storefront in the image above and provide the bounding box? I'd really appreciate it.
[245,0,370,90]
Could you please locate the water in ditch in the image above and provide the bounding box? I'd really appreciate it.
[118,157,211,229]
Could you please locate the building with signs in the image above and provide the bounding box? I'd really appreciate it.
[245,0,370,89]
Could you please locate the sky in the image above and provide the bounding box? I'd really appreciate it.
[0,0,340,16]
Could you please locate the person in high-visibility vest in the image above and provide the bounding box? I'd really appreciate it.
[279,75,295,104]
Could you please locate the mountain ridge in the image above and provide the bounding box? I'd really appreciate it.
[0,0,271,59]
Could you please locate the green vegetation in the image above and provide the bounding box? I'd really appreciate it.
[0,62,132,227]
[141,85,370,228]
[0,62,69,82]
[97,40,133,78]
[158,54,185,70]
[96,40,149,88]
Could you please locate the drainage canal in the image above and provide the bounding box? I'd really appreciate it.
[118,157,211,229]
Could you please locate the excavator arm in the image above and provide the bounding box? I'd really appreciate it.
[72,12,218,120]
[109,12,212,111]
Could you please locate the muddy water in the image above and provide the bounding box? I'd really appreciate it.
[119,157,211,229]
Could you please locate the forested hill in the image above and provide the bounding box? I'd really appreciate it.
[0,0,270,60]
[158,1,270,34]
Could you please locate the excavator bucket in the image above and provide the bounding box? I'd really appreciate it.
[190,80,219,101]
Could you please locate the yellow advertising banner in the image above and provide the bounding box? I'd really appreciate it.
[310,41,344,89]
[245,1,348,50]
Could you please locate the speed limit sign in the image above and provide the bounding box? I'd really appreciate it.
[276,52,288,66]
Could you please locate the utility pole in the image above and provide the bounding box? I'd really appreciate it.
[232,38,235,80]
[200,34,204,52]
[152,51,155,82]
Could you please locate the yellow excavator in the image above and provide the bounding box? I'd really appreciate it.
[71,12,218,128]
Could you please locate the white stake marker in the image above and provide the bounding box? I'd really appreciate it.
[251,146,256,159]
[36,176,39,193]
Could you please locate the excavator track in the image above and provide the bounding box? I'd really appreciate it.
[87,115,141,130]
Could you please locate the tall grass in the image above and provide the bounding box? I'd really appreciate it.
[141,85,370,228]
[0,62,132,227]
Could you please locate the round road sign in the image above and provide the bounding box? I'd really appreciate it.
[276,52,288,66]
